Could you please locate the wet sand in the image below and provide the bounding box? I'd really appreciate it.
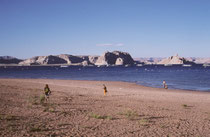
[0,78,210,136]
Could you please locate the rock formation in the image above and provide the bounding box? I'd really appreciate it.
[187,58,210,64]
[3,53,210,66]
[58,54,89,64]
[18,51,134,66]
[115,58,124,65]
[157,54,195,65]
[19,55,67,65]
[0,56,23,64]
[19,54,97,66]
[88,56,99,64]
[95,51,134,66]
[134,57,163,64]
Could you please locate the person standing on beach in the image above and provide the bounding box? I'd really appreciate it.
[163,80,168,89]
[103,84,108,96]
[44,84,51,100]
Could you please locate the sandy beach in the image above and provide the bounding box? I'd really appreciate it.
[1,78,210,136]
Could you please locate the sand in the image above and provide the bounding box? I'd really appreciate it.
[0,78,210,137]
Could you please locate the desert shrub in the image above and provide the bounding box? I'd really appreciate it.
[118,110,138,120]
[43,103,56,112]
[89,113,113,120]
[138,118,149,126]
[28,95,39,105]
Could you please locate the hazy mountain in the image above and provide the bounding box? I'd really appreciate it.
[134,57,164,64]
[1,53,210,66]
[18,51,134,66]
[0,56,23,64]
[186,57,210,64]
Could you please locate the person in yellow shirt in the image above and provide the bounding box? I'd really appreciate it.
[103,84,108,96]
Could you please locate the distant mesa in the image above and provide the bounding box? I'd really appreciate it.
[0,56,23,64]
[135,56,210,65]
[157,54,195,65]
[1,52,210,66]
[17,51,134,66]
[58,54,89,64]
[134,57,163,65]
[95,51,134,66]
[19,55,67,65]
[189,57,210,64]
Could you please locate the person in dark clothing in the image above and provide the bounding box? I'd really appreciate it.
[163,80,168,89]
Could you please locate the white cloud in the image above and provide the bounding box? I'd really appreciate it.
[96,43,124,47]
[96,43,113,47]
[115,43,124,47]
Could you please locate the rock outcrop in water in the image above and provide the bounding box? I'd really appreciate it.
[4,52,209,66]
[19,55,67,65]
[0,56,23,64]
[134,57,164,64]
[18,51,134,66]
[58,54,90,64]
[157,54,195,65]
[95,51,134,66]
[187,57,210,64]
[88,56,99,65]
[19,55,92,66]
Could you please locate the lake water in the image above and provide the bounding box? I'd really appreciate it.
[0,65,210,91]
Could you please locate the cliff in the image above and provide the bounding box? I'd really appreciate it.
[157,54,195,65]
[4,52,209,66]
[0,56,23,64]
[58,54,91,64]
[187,57,210,64]
[18,51,134,66]
[19,55,67,65]
[134,57,163,64]
[95,51,134,66]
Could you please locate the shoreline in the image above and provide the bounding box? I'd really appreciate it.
[1,78,210,136]
[1,65,209,92]
[0,77,209,93]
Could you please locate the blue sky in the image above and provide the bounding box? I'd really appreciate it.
[0,0,210,59]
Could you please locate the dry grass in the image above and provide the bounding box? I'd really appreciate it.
[118,110,139,120]
[89,113,113,120]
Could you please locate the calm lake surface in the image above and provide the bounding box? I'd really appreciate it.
[0,65,210,91]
